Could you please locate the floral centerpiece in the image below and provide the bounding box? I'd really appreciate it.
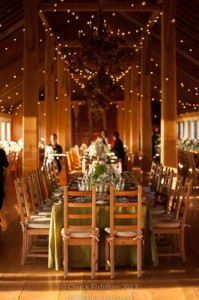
[78,160,124,192]
[178,138,199,153]
[0,140,22,155]
[88,137,110,160]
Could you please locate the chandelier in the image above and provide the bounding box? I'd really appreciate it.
[65,10,134,116]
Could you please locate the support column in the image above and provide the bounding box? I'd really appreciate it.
[57,55,72,152]
[23,0,39,174]
[73,104,79,145]
[131,61,141,165]
[140,37,152,172]
[124,71,132,149]
[88,110,93,145]
[116,103,124,142]
[161,0,177,168]
[44,32,57,143]
[102,111,107,132]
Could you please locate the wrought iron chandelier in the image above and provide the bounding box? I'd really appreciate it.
[65,9,134,116]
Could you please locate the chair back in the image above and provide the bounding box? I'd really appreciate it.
[31,169,44,204]
[66,151,73,173]
[51,160,61,187]
[109,185,142,238]
[42,165,54,196]
[168,175,184,219]
[178,177,193,225]
[64,186,97,234]
[14,178,30,223]
[152,164,164,192]
[25,174,42,213]
[46,162,57,191]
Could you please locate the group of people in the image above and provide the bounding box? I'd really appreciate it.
[43,130,125,174]
[101,130,125,171]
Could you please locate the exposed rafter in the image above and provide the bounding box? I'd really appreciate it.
[0,19,24,41]
[38,2,162,12]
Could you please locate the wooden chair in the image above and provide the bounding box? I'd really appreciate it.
[51,160,61,188]
[150,175,184,219]
[35,168,48,202]
[110,158,122,174]
[166,175,184,219]
[69,147,82,169]
[153,168,174,212]
[187,152,199,188]
[152,177,193,263]
[105,185,143,279]
[148,161,161,191]
[42,165,54,197]
[23,175,52,216]
[62,185,99,279]
[67,150,82,173]
[14,178,50,265]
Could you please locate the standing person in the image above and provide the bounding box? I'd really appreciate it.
[111,131,125,171]
[0,148,9,210]
[43,133,63,173]
[152,127,160,160]
[101,130,109,147]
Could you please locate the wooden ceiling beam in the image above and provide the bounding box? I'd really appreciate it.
[38,3,162,12]
[59,40,134,48]
[0,19,24,41]
[39,10,51,28]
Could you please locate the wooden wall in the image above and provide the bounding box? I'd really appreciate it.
[12,107,22,142]
[71,104,118,147]
[11,102,119,148]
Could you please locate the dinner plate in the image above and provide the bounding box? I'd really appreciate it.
[52,192,62,197]
[55,187,64,191]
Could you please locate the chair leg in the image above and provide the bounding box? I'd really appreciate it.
[180,230,186,263]
[91,238,95,279]
[63,240,68,279]
[137,241,142,278]
[110,240,115,279]
[105,236,110,271]
[27,234,32,255]
[21,231,27,265]
[95,240,98,272]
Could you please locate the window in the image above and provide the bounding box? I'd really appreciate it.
[0,121,11,141]
[1,122,5,140]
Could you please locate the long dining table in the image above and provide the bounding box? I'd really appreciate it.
[48,177,158,271]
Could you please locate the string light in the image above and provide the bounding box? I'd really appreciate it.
[0,3,198,116]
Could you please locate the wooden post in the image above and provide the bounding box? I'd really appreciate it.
[124,71,132,149]
[116,103,124,142]
[23,0,39,174]
[73,104,79,145]
[131,61,141,165]
[161,0,177,168]
[44,31,57,143]
[57,55,72,152]
[140,36,152,172]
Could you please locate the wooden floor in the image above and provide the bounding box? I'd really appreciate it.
[0,174,199,300]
